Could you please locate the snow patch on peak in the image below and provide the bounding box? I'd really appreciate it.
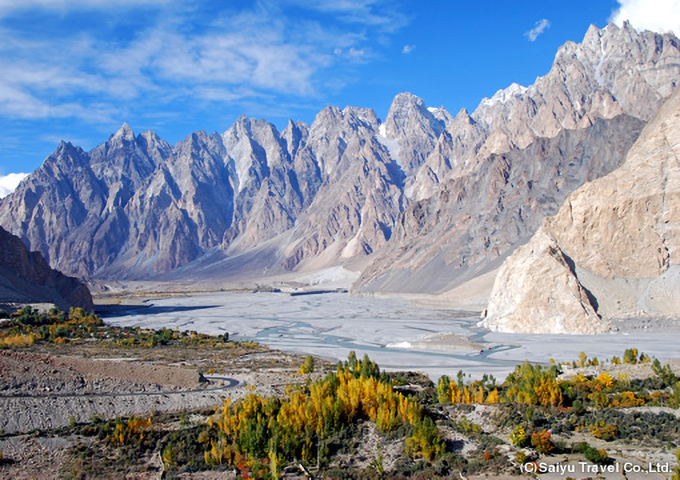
[376,123,401,166]
[480,83,527,108]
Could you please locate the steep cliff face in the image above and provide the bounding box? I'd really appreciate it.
[355,114,645,293]
[281,106,405,270]
[481,86,680,334]
[0,24,678,287]
[0,226,93,311]
[356,22,680,295]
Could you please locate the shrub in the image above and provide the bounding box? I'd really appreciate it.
[457,418,482,435]
[589,421,618,441]
[405,417,443,461]
[576,442,609,465]
[530,430,554,455]
[509,426,528,448]
[623,348,639,365]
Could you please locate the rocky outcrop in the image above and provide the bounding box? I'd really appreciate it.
[0,226,93,311]
[480,228,609,334]
[481,86,680,333]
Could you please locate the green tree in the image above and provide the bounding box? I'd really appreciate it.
[299,355,315,374]
[437,375,451,404]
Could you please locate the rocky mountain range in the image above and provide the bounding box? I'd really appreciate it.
[481,85,680,334]
[0,226,93,312]
[0,22,679,323]
[356,22,680,294]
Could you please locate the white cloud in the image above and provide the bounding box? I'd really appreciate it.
[610,0,680,36]
[0,172,28,198]
[525,19,551,42]
[0,2,401,125]
[402,44,415,54]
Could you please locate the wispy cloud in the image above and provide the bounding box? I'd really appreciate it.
[0,172,28,198]
[285,0,409,32]
[0,0,408,126]
[402,44,415,54]
[610,0,679,36]
[0,0,171,17]
[525,19,551,41]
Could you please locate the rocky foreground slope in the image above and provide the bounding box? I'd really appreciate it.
[481,86,680,334]
[0,23,678,292]
[0,227,93,311]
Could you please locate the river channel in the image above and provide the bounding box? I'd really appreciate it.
[103,291,680,380]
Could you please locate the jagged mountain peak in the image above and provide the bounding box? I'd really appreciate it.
[174,130,221,156]
[377,92,448,177]
[310,105,349,133]
[307,105,378,140]
[341,106,379,131]
[384,92,444,136]
[42,141,88,172]
[479,83,527,109]
[111,122,135,142]
[282,119,309,160]
[225,115,281,144]
[454,107,475,124]
[54,140,82,155]
[391,91,425,108]
[283,119,309,135]
[384,92,447,139]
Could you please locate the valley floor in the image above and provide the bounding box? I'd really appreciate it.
[101,289,680,381]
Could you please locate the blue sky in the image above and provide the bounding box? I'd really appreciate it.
[0,0,677,189]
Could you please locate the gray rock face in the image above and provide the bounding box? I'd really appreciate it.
[0,226,93,311]
[0,23,677,287]
[482,85,680,333]
[0,107,405,280]
[380,92,447,175]
[355,114,645,293]
[356,23,680,294]
[281,106,405,270]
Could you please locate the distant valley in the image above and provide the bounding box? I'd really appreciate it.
[1,22,680,334]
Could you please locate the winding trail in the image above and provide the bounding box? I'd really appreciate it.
[0,376,244,400]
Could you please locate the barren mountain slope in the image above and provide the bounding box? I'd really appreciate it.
[481,86,680,334]
[0,226,93,311]
[356,23,680,296]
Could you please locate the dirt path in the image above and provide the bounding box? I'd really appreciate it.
[0,350,312,434]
